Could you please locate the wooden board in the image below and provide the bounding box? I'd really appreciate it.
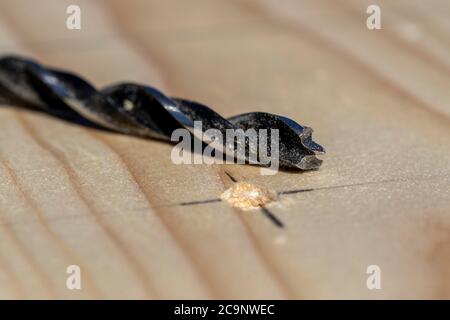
[0,0,449,299]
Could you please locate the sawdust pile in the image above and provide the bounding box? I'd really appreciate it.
[220,182,277,210]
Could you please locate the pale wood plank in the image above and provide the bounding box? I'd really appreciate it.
[0,0,449,299]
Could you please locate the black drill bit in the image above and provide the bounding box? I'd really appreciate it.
[0,55,325,170]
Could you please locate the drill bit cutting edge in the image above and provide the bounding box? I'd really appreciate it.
[0,55,325,170]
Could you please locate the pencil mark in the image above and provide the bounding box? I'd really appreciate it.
[260,207,284,228]
[176,176,441,229]
[225,171,238,183]
[179,198,222,206]
[278,188,314,195]
[278,177,420,196]
[0,174,442,229]
[178,171,285,228]
[175,176,441,226]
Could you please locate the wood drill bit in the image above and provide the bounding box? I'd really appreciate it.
[0,55,325,170]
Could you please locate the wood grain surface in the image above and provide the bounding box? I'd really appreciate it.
[0,0,449,299]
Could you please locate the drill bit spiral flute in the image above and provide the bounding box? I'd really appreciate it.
[0,55,325,170]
